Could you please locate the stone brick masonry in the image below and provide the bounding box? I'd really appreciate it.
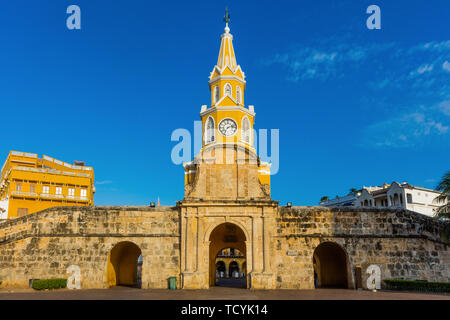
[275,206,449,289]
[0,205,448,289]
[0,206,180,289]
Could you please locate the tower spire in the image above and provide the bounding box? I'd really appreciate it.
[207,8,247,108]
[215,8,238,70]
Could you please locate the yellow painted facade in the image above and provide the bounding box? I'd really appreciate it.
[184,22,271,187]
[0,151,95,219]
[214,248,246,277]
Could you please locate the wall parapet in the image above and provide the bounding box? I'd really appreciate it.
[0,205,180,246]
[277,206,448,245]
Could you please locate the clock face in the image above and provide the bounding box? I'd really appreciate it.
[218,118,237,136]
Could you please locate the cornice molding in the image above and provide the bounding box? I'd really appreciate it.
[200,106,256,118]
[209,75,246,86]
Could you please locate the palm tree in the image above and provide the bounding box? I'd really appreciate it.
[320,196,329,202]
[434,171,450,219]
[349,188,359,195]
[434,171,450,243]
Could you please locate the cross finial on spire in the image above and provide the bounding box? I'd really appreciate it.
[223,7,231,24]
[223,7,231,33]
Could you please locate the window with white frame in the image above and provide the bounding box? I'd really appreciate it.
[224,83,232,97]
[214,86,220,103]
[205,117,215,144]
[68,188,75,196]
[242,116,251,144]
[43,185,50,194]
[236,86,241,104]
[55,187,62,195]
[80,189,87,198]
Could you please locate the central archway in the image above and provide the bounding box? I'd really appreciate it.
[313,242,349,288]
[106,241,142,288]
[209,223,247,288]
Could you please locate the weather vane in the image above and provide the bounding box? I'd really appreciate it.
[223,7,231,24]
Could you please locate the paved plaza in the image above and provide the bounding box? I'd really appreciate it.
[0,286,448,300]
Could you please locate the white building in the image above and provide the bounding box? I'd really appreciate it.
[319,194,360,207]
[320,182,443,217]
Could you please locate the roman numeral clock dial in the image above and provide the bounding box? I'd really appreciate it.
[219,118,237,136]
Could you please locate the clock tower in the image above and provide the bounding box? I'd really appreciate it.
[183,10,271,194]
[179,10,277,290]
[200,12,254,152]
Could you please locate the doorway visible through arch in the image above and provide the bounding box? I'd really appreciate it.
[106,241,142,288]
[313,242,349,288]
[209,223,247,288]
[214,248,246,287]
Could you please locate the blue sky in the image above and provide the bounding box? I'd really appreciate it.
[0,1,449,205]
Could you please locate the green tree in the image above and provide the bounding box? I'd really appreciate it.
[434,171,450,219]
[320,196,329,202]
[349,188,359,195]
[434,171,450,243]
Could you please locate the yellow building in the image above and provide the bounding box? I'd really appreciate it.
[184,17,271,187]
[0,151,95,220]
[214,248,246,279]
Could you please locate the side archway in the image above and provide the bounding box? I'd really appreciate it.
[313,242,349,288]
[106,241,142,288]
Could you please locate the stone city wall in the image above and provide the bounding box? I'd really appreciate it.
[275,206,449,289]
[0,206,180,289]
[0,205,448,290]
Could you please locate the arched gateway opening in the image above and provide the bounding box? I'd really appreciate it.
[106,241,142,288]
[313,242,349,289]
[209,223,247,288]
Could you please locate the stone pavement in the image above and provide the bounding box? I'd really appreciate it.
[0,286,449,300]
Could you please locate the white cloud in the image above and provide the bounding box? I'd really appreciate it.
[96,180,113,185]
[443,61,450,71]
[263,38,450,88]
[439,100,450,116]
[421,40,450,52]
[262,42,393,81]
[362,102,449,148]
[416,64,433,74]
[262,37,450,149]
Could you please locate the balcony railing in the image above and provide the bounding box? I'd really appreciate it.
[11,191,88,202]
[11,191,38,197]
[11,151,37,158]
[13,166,91,178]
[65,195,89,202]
[40,193,64,199]
[43,155,93,172]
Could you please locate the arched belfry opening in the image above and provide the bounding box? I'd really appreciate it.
[209,223,247,288]
[313,242,349,289]
[106,241,142,288]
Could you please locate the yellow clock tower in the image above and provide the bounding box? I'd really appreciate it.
[184,10,271,191]
[200,12,255,151]
[200,16,254,152]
